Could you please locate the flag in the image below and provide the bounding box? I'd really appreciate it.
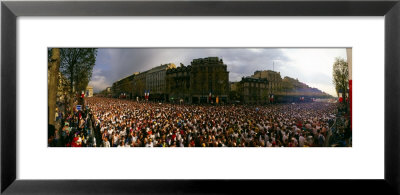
[145,90,149,100]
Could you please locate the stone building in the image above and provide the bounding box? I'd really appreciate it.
[111,64,176,101]
[230,77,269,104]
[145,63,176,101]
[166,57,229,103]
[132,71,146,98]
[99,87,112,97]
[251,70,283,95]
[111,74,135,98]
[165,65,191,102]
[240,77,269,104]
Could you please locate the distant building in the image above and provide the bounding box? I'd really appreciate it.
[239,77,269,104]
[230,77,269,104]
[85,86,93,97]
[229,82,241,103]
[251,70,283,95]
[111,64,176,101]
[166,65,191,102]
[111,74,135,98]
[230,82,238,91]
[145,63,176,101]
[166,57,229,103]
[132,71,147,98]
[109,57,330,104]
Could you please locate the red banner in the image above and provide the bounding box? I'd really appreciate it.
[349,80,352,130]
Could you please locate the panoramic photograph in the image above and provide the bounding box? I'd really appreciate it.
[48,48,352,147]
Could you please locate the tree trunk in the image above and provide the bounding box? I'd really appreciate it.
[48,48,60,126]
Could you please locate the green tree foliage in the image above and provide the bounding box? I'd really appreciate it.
[332,57,349,98]
[121,78,133,98]
[135,80,145,97]
[281,78,294,92]
[59,48,98,94]
[121,79,132,93]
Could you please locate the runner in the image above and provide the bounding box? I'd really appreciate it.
[51,97,342,147]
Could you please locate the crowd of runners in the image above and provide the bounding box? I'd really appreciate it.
[48,97,351,147]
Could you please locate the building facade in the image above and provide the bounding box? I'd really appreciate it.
[132,71,147,99]
[166,57,229,103]
[111,64,177,101]
[240,77,269,104]
[230,77,269,104]
[251,70,283,96]
[145,63,176,101]
[111,74,135,98]
[166,65,191,102]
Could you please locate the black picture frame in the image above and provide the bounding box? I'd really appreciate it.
[1,0,399,194]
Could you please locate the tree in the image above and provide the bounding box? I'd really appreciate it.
[261,84,269,103]
[215,68,229,97]
[332,57,349,99]
[136,79,145,97]
[60,49,97,93]
[59,48,98,111]
[281,78,294,95]
[48,48,60,126]
[121,78,133,98]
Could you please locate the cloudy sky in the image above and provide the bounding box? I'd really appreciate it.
[88,48,348,96]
